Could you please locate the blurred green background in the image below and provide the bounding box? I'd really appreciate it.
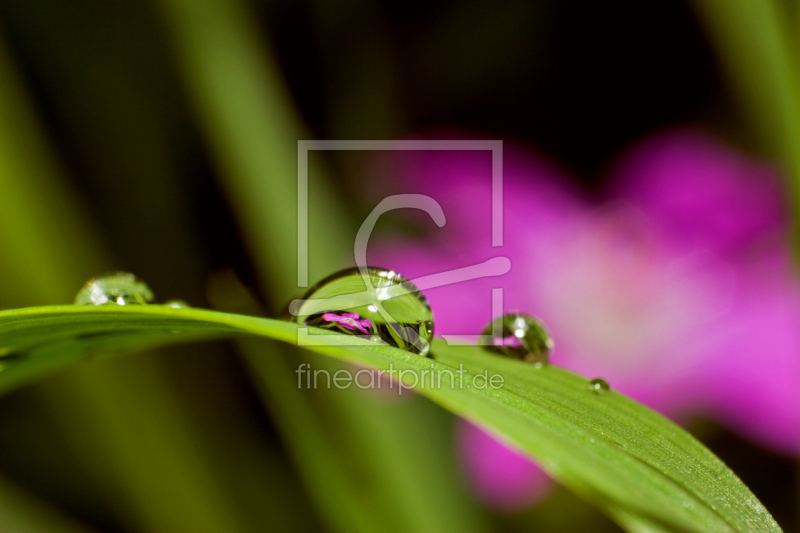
[0,0,795,532]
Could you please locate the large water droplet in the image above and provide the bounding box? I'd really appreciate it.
[74,272,155,306]
[588,378,610,395]
[481,313,553,365]
[290,266,434,356]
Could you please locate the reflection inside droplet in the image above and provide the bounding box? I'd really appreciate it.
[289,266,434,356]
[481,313,553,365]
[75,272,154,306]
[588,378,610,395]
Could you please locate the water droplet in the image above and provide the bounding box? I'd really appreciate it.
[164,299,190,309]
[290,266,434,356]
[481,313,553,364]
[588,378,610,395]
[74,272,155,306]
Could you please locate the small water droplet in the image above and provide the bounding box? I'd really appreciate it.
[164,299,190,309]
[481,313,552,364]
[289,266,434,356]
[75,272,154,306]
[588,378,610,395]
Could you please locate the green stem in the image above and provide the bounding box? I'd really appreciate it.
[0,32,244,533]
[154,0,485,531]
[692,0,800,256]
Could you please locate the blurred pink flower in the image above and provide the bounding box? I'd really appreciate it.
[368,129,800,510]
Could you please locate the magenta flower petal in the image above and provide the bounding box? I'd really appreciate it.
[495,335,524,348]
[321,312,372,334]
[610,129,788,258]
[523,207,734,417]
[369,145,583,337]
[321,312,349,325]
[694,268,800,454]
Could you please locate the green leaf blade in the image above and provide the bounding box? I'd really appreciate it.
[0,305,783,533]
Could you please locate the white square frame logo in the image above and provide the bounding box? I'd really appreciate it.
[296,140,506,346]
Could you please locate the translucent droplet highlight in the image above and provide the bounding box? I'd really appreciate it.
[481,313,553,365]
[588,378,610,395]
[74,272,154,306]
[164,299,190,309]
[290,267,434,356]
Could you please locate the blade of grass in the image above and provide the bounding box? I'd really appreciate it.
[0,33,106,307]
[0,304,784,533]
[218,278,476,533]
[241,342,401,532]
[155,0,347,303]
[688,4,800,526]
[690,0,800,253]
[243,344,485,533]
[7,1,321,525]
[211,274,486,533]
[0,476,96,533]
[0,32,248,532]
[154,0,486,531]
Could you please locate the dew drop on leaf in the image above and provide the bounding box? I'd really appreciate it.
[74,272,155,306]
[588,378,610,395]
[164,299,190,309]
[481,313,553,365]
[289,266,434,356]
